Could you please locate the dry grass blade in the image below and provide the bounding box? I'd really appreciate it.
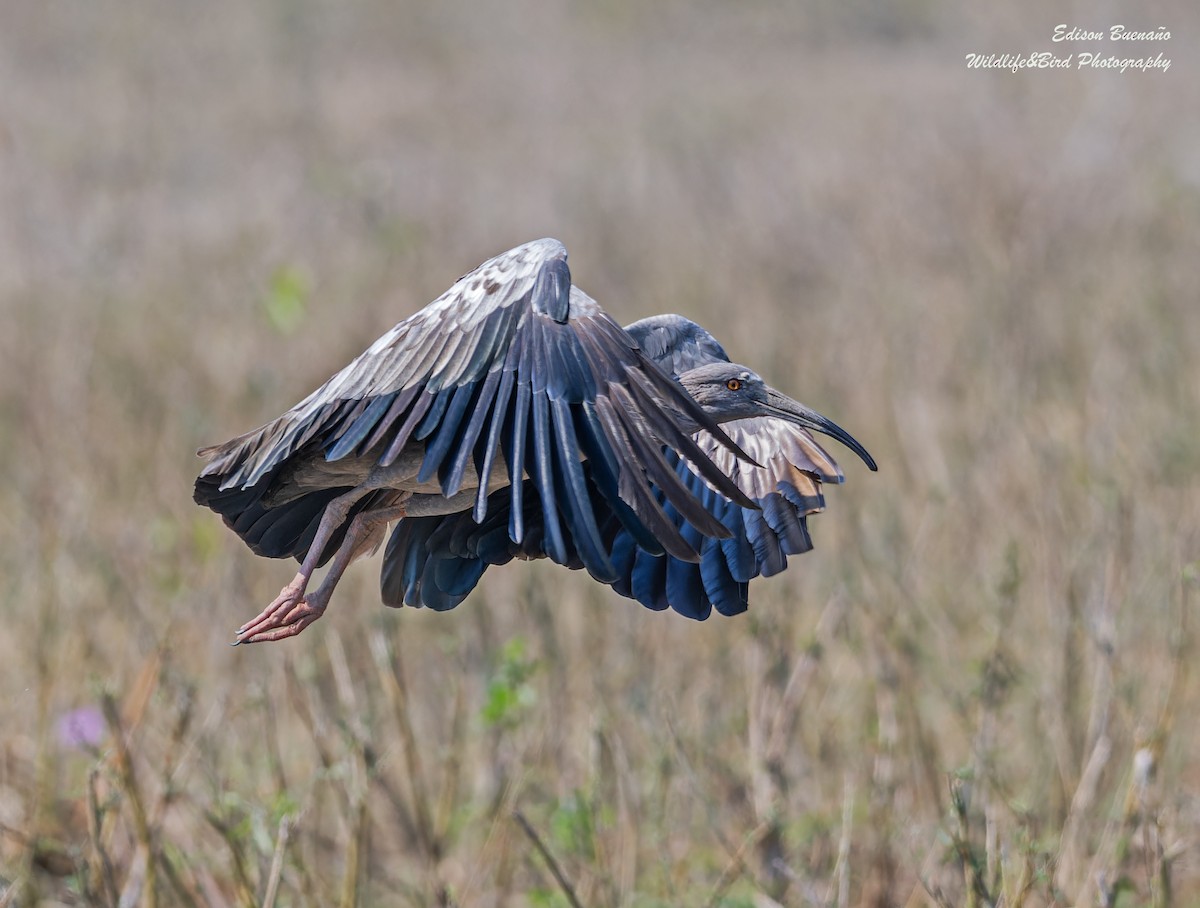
[121,652,165,737]
[918,875,957,908]
[434,676,468,856]
[369,630,437,859]
[764,595,843,761]
[948,777,993,908]
[339,796,369,908]
[87,767,120,907]
[202,809,258,908]
[831,773,855,908]
[283,659,350,817]
[703,820,776,908]
[0,866,28,908]
[118,845,150,908]
[324,630,376,907]
[100,692,158,908]
[1086,569,1195,906]
[261,814,292,908]
[512,810,585,908]
[155,849,203,908]
[326,629,369,749]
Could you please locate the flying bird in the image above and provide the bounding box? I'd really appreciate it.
[195,239,876,643]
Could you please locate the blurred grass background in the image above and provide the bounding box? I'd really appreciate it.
[2,1,1199,905]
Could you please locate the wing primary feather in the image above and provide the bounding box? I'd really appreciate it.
[595,315,758,467]
[381,519,427,607]
[380,388,436,466]
[631,549,669,611]
[607,385,732,541]
[543,322,594,400]
[414,386,455,441]
[576,404,664,556]
[530,392,567,563]
[762,494,806,555]
[324,394,396,461]
[325,397,370,443]
[623,369,759,511]
[745,509,786,577]
[506,381,532,543]
[531,257,572,323]
[610,531,638,599]
[592,396,699,562]
[666,537,711,620]
[575,402,623,488]
[321,395,386,460]
[701,543,749,617]
[443,367,503,498]
[550,398,613,578]
[417,382,477,483]
[360,385,421,453]
[475,368,516,522]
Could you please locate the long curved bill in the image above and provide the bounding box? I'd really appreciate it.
[764,389,878,471]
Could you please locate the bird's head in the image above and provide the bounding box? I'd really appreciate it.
[678,362,878,471]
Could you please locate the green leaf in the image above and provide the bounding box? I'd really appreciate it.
[262,264,311,335]
[480,636,537,728]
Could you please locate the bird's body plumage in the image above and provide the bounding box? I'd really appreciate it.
[195,239,875,642]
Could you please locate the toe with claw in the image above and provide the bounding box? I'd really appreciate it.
[230,495,409,646]
[234,573,327,644]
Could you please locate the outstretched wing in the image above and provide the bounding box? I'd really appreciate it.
[195,239,756,581]
[379,417,843,617]
[381,315,851,619]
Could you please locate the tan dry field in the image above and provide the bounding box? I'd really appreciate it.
[1,2,1198,905]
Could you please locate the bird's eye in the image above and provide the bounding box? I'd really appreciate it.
[726,378,741,391]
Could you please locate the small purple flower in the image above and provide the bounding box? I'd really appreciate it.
[56,706,106,750]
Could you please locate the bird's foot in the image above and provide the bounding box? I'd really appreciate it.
[234,573,326,644]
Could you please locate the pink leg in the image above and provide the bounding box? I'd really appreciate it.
[233,487,370,643]
[235,503,408,644]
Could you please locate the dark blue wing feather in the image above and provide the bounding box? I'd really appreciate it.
[632,550,670,611]
[442,367,502,497]
[505,380,533,543]
[665,517,711,620]
[417,382,477,482]
[551,398,614,579]
[380,388,435,466]
[474,367,515,521]
[530,390,566,563]
[326,394,396,461]
[414,385,456,441]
